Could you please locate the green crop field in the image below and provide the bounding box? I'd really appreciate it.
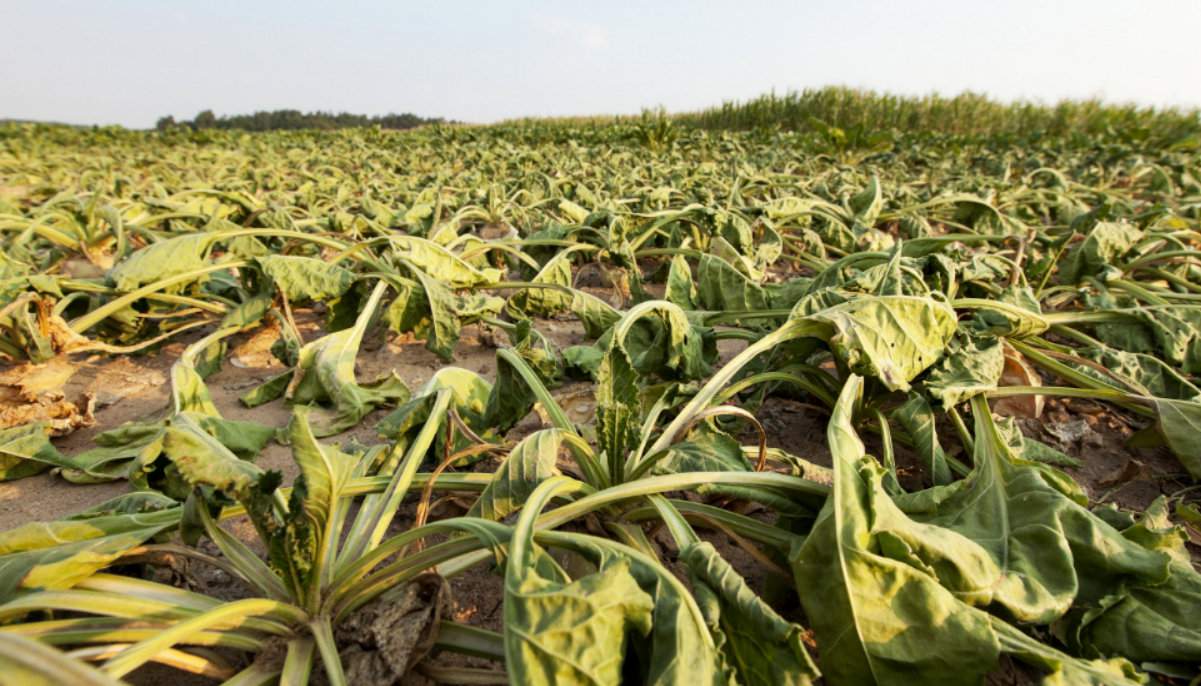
[1,91,1200,685]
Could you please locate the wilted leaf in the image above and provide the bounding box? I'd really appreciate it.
[924,333,1005,407]
[108,233,213,291]
[803,295,957,391]
[0,499,179,602]
[469,429,566,521]
[258,254,355,302]
[0,422,71,481]
[504,548,653,685]
[683,541,820,685]
[792,377,1002,684]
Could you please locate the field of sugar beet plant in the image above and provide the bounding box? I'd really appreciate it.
[2,100,1201,685]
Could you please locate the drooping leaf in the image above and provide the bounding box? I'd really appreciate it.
[802,295,957,391]
[288,281,410,435]
[0,500,179,602]
[563,344,604,379]
[108,233,213,291]
[1151,397,1201,479]
[652,426,747,475]
[848,175,883,225]
[376,367,489,437]
[507,248,578,317]
[1078,346,1201,400]
[792,376,1002,685]
[682,541,820,685]
[289,406,356,581]
[469,429,567,521]
[1062,559,1201,663]
[1135,305,1201,374]
[0,422,70,481]
[163,412,264,497]
[1060,221,1143,284]
[536,530,723,686]
[481,333,557,439]
[900,397,1171,624]
[569,290,622,339]
[596,334,641,481]
[385,267,502,360]
[388,235,501,288]
[257,254,355,302]
[923,333,1005,407]
[664,254,696,309]
[503,546,653,685]
[891,394,952,485]
[696,251,769,313]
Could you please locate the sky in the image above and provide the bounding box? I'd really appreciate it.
[3,1,1200,129]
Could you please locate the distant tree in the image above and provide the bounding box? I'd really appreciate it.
[155,115,176,131]
[193,110,217,130]
[177,109,447,132]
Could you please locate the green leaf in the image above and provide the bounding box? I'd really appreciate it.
[0,423,70,482]
[108,233,213,291]
[792,376,1002,685]
[0,502,179,602]
[258,254,354,302]
[288,281,410,435]
[891,394,951,485]
[1151,397,1201,479]
[923,333,1004,407]
[1060,221,1142,284]
[0,633,129,686]
[802,295,957,391]
[504,546,653,685]
[469,429,566,521]
[682,540,820,685]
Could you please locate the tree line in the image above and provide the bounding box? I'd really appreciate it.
[156,109,447,132]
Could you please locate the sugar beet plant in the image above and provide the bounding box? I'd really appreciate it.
[0,110,1200,685]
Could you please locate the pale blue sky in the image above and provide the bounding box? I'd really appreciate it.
[4,1,1199,128]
